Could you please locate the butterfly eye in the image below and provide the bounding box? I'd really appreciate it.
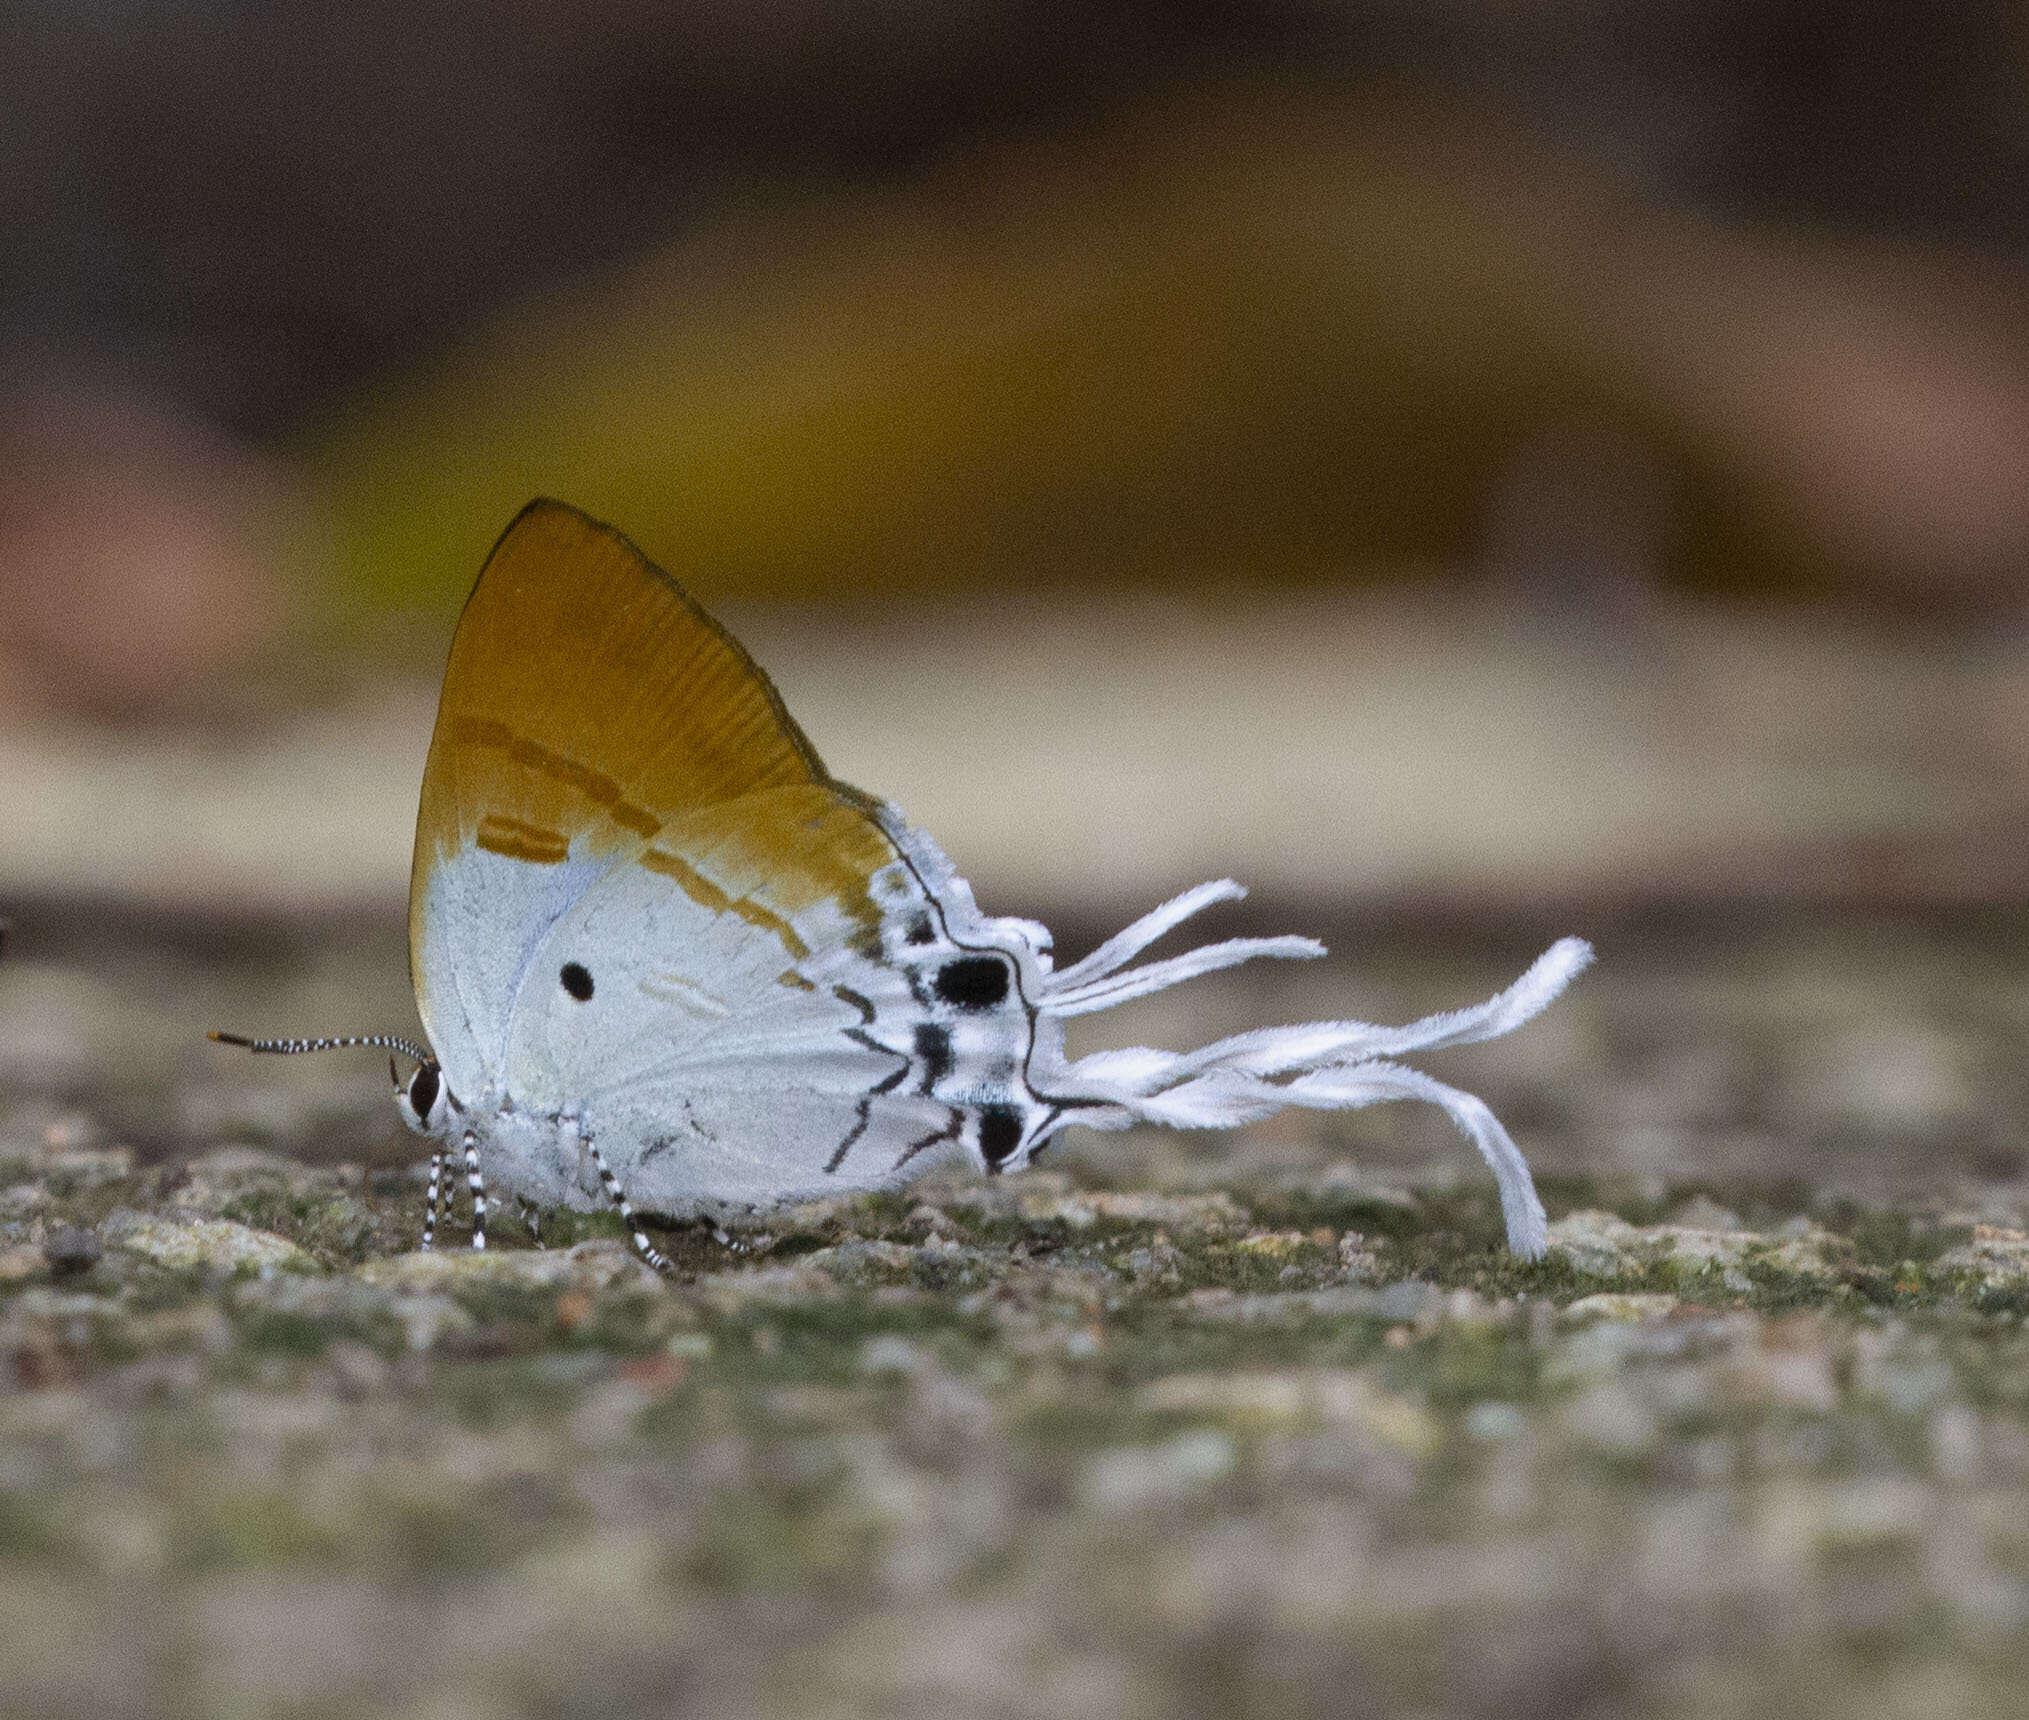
[560,962,594,1001]
[933,957,1009,1009]
[395,1060,446,1134]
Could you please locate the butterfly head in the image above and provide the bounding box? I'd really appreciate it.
[208,1030,453,1135]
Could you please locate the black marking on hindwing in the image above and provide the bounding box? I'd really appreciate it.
[824,1052,912,1174]
[977,1104,1023,1172]
[934,956,1009,1009]
[639,1100,717,1167]
[819,844,1072,1183]
[892,1108,962,1174]
[913,1023,952,1095]
[823,1026,911,1176]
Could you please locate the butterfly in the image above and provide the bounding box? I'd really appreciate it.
[215,500,1591,1264]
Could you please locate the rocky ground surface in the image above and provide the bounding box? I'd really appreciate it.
[5,902,2029,1719]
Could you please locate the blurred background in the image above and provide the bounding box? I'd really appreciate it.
[4,0,2029,1187]
[12,21,2029,1715]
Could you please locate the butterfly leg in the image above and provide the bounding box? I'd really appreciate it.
[463,1131,488,1251]
[517,1197,546,1249]
[421,1147,449,1251]
[586,1140,672,1273]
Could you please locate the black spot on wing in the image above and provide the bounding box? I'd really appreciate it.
[977,1105,1023,1172]
[560,962,594,1001]
[934,957,1009,1010]
[914,1023,952,1095]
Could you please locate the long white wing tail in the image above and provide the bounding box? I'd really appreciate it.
[1038,924,1593,1259]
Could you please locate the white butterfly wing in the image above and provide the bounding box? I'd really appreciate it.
[493,803,978,1207]
[409,501,868,1107]
[410,502,1033,1212]
[410,841,617,1108]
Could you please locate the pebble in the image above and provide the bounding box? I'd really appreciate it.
[1079,1431,1238,1513]
[861,1335,932,1377]
[1560,1292,1680,1326]
[100,1213,313,1275]
[1547,1208,1849,1283]
[357,1238,651,1294]
[1139,1369,1440,1454]
[38,1226,97,1277]
[1561,1379,1661,1455]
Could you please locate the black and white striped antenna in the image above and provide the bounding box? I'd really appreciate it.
[209,1030,434,1066]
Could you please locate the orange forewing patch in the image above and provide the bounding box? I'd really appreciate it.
[411,501,898,970]
[475,815,572,865]
[643,784,899,955]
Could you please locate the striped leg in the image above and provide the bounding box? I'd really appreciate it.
[463,1131,488,1251]
[421,1147,449,1251]
[586,1141,672,1273]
